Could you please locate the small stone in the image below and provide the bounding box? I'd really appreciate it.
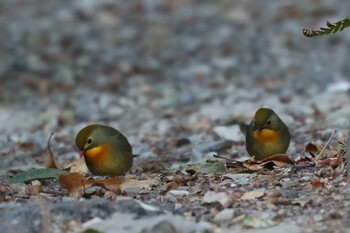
[202,191,231,207]
[222,173,253,185]
[214,208,235,221]
[142,220,178,233]
[167,190,190,196]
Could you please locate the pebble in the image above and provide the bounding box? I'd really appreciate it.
[202,191,231,207]
[214,208,235,221]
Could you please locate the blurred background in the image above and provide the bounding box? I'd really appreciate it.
[0,0,350,169]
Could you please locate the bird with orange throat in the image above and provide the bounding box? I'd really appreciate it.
[246,108,291,160]
[75,124,133,176]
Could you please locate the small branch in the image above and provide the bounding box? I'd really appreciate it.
[213,154,238,162]
[315,129,337,163]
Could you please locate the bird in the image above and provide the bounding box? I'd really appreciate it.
[75,124,133,176]
[245,108,291,160]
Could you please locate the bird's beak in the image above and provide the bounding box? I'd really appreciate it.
[79,151,85,158]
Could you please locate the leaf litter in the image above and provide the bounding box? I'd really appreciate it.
[1,0,350,232]
[5,128,349,231]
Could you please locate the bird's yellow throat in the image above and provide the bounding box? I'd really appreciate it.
[85,144,110,164]
[253,129,279,143]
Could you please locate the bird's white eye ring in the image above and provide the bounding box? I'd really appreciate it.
[266,119,271,125]
[87,137,93,144]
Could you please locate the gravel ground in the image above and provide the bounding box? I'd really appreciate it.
[1,0,350,232]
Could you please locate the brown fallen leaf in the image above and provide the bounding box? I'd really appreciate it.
[120,179,152,192]
[242,154,293,171]
[294,153,314,166]
[305,142,337,160]
[64,157,89,174]
[59,173,151,196]
[316,156,344,167]
[305,141,346,169]
[47,133,63,169]
[59,172,89,195]
[218,154,292,172]
[46,133,88,173]
[310,177,330,188]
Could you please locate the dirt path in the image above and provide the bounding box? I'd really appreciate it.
[1,1,350,232]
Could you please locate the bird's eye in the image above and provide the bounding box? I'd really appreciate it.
[87,137,93,144]
[266,119,271,125]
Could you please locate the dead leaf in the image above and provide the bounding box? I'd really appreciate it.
[46,133,88,173]
[59,173,151,196]
[47,132,63,169]
[305,142,345,169]
[294,154,314,166]
[316,156,344,167]
[242,154,293,171]
[226,161,250,173]
[310,178,330,188]
[65,157,89,173]
[185,161,227,174]
[59,172,89,195]
[305,142,338,161]
[120,178,151,192]
[225,154,292,172]
[260,154,293,164]
[240,191,264,200]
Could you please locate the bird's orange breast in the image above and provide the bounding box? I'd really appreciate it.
[85,144,111,164]
[253,129,280,143]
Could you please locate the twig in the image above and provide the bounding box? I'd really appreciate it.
[315,129,337,162]
[213,154,238,162]
[47,132,54,156]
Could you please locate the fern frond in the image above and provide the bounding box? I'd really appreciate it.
[303,17,350,37]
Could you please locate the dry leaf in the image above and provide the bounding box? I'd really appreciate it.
[305,142,345,168]
[243,154,293,171]
[305,142,338,160]
[120,179,151,191]
[47,133,63,169]
[185,161,227,174]
[47,152,62,169]
[304,143,318,155]
[59,172,88,194]
[260,154,293,164]
[316,156,344,167]
[59,173,151,196]
[240,191,264,200]
[65,157,89,174]
[226,154,293,172]
[294,154,314,166]
[310,178,330,188]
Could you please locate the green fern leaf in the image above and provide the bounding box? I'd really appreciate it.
[303,17,350,37]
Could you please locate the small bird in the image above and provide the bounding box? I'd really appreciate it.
[75,124,133,176]
[245,108,291,160]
